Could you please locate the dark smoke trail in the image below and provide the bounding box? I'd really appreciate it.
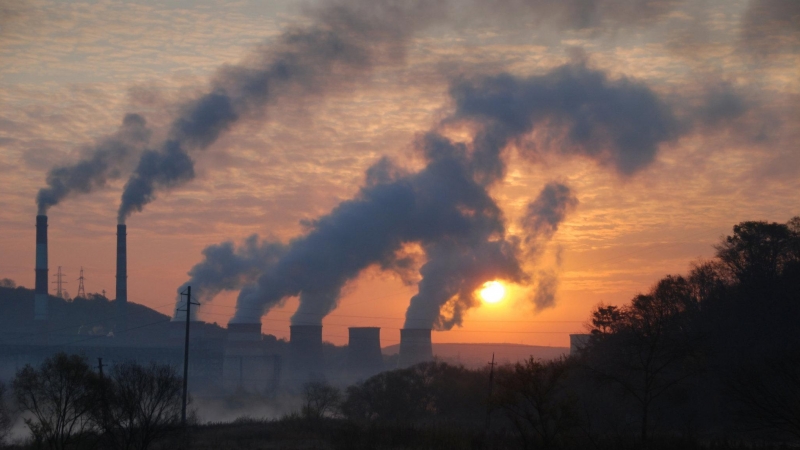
[116,0,446,223]
[36,114,150,215]
[522,182,578,257]
[174,235,286,320]
[520,183,578,310]
[451,61,680,176]
[35,0,691,218]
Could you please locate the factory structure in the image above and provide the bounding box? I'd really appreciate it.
[0,215,435,395]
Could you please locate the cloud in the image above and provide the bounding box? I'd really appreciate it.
[740,0,800,55]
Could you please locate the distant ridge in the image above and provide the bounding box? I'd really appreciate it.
[382,342,568,368]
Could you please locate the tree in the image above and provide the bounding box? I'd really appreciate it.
[301,381,342,422]
[715,219,800,291]
[92,361,183,450]
[0,278,15,288]
[727,351,800,439]
[341,362,486,424]
[0,381,14,445]
[13,353,99,450]
[494,358,578,450]
[584,276,701,447]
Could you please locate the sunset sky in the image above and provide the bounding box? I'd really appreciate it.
[1,0,798,348]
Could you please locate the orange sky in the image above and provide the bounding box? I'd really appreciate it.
[1,0,798,347]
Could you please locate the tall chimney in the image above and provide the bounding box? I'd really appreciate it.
[116,224,127,333]
[34,215,48,321]
[398,328,433,368]
[290,325,324,380]
[347,327,383,378]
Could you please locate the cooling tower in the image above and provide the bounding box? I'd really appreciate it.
[398,328,433,368]
[347,327,383,377]
[34,215,48,321]
[569,333,591,356]
[116,224,127,333]
[290,325,324,379]
[223,323,280,393]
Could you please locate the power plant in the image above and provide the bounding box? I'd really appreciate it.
[0,215,444,396]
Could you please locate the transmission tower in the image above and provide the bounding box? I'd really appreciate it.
[76,267,86,298]
[52,266,67,299]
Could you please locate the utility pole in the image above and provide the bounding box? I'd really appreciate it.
[484,352,497,434]
[97,358,110,433]
[177,286,198,427]
[52,266,67,298]
[76,267,86,298]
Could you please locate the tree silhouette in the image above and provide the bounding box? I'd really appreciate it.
[13,353,98,450]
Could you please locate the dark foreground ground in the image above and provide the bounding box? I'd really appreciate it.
[136,418,797,450]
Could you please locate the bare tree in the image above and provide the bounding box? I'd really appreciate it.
[301,381,341,422]
[0,381,14,445]
[93,361,182,450]
[13,353,98,450]
[494,358,578,450]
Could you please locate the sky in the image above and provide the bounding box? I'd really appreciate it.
[0,0,798,348]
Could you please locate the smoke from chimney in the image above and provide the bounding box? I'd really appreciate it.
[35,114,150,216]
[114,1,447,223]
[175,235,286,320]
[116,224,128,332]
[34,215,48,321]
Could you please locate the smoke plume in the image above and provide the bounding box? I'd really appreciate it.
[34,0,704,222]
[232,130,522,326]
[450,61,680,176]
[36,114,150,215]
[522,182,578,257]
[519,183,578,311]
[174,235,286,320]
[116,0,446,223]
[179,61,678,329]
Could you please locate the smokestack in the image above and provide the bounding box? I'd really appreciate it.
[347,327,383,378]
[290,325,324,380]
[398,328,433,368]
[116,224,127,333]
[34,215,48,321]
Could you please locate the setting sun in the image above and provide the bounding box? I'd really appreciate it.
[479,281,506,304]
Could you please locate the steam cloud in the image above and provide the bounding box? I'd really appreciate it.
[185,62,678,329]
[451,61,680,176]
[174,235,286,320]
[233,131,523,327]
[522,182,579,258]
[36,114,150,215]
[520,183,578,311]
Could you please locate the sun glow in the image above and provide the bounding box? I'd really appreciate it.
[479,281,506,304]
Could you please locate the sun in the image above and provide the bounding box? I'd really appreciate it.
[479,281,506,304]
